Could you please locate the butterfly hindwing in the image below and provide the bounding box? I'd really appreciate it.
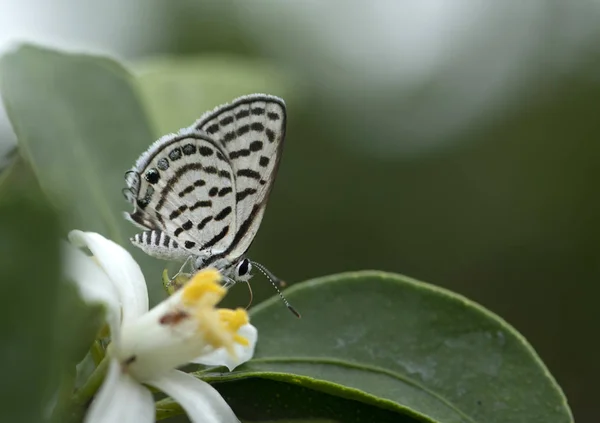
[125,132,236,258]
[194,94,286,260]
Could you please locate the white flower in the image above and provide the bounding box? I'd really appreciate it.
[63,230,257,423]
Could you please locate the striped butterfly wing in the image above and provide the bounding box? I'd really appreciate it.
[125,131,237,258]
[193,94,286,261]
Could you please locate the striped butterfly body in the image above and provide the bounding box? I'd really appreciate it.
[123,94,286,289]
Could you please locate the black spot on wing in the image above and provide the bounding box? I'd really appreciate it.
[162,233,171,247]
[169,205,188,220]
[249,141,263,151]
[178,179,205,198]
[196,216,213,231]
[220,116,234,126]
[215,206,232,221]
[229,148,250,159]
[145,168,160,184]
[190,200,212,211]
[237,125,250,136]
[206,124,219,134]
[223,131,235,143]
[199,226,229,251]
[199,146,213,156]
[169,147,182,161]
[235,109,250,119]
[216,151,228,162]
[236,188,257,202]
[218,187,232,197]
[157,158,169,170]
[266,128,275,143]
[182,144,196,155]
[156,213,165,227]
[237,169,261,180]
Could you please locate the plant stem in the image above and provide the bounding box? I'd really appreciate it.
[71,356,109,408]
[155,397,182,421]
[90,340,105,365]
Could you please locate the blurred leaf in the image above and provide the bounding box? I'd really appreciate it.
[54,282,104,368]
[0,44,167,303]
[135,55,298,136]
[0,153,40,200]
[177,272,571,423]
[0,183,99,422]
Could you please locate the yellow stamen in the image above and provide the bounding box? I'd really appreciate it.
[181,269,225,306]
[218,308,250,347]
[219,308,249,331]
[233,334,249,346]
[195,308,232,351]
[177,269,251,356]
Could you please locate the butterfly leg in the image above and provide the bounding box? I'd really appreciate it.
[162,255,196,295]
[221,275,237,289]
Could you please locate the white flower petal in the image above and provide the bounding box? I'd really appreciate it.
[85,359,154,423]
[118,295,212,381]
[62,241,121,337]
[191,324,257,371]
[147,369,239,423]
[69,230,149,323]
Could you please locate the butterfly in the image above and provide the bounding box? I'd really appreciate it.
[122,94,297,315]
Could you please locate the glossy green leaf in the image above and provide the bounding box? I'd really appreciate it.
[135,56,297,136]
[160,377,412,423]
[179,272,571,423]
[0,44,167,302]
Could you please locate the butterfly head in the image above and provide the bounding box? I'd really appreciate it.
[235,258,252,282]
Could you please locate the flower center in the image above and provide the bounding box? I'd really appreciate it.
[178,269,250,354]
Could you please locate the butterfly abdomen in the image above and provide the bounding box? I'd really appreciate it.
[131,230,192,262]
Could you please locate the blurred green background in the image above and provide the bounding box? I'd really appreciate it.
[0,1,598,422]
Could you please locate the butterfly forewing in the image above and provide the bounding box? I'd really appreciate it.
[194,94,286,260]
[126,132,236,258]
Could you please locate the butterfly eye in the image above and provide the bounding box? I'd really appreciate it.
[236,258,251,278]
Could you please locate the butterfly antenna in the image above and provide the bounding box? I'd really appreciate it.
[245,281,254,310]
[251,261,301,318]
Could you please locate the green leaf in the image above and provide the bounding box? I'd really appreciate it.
[0,44,167,302]
[206,272,571,423]
[135,55,297,136]
[0,183,100,422]
[0,154,40,201]
[159,377,417,423]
